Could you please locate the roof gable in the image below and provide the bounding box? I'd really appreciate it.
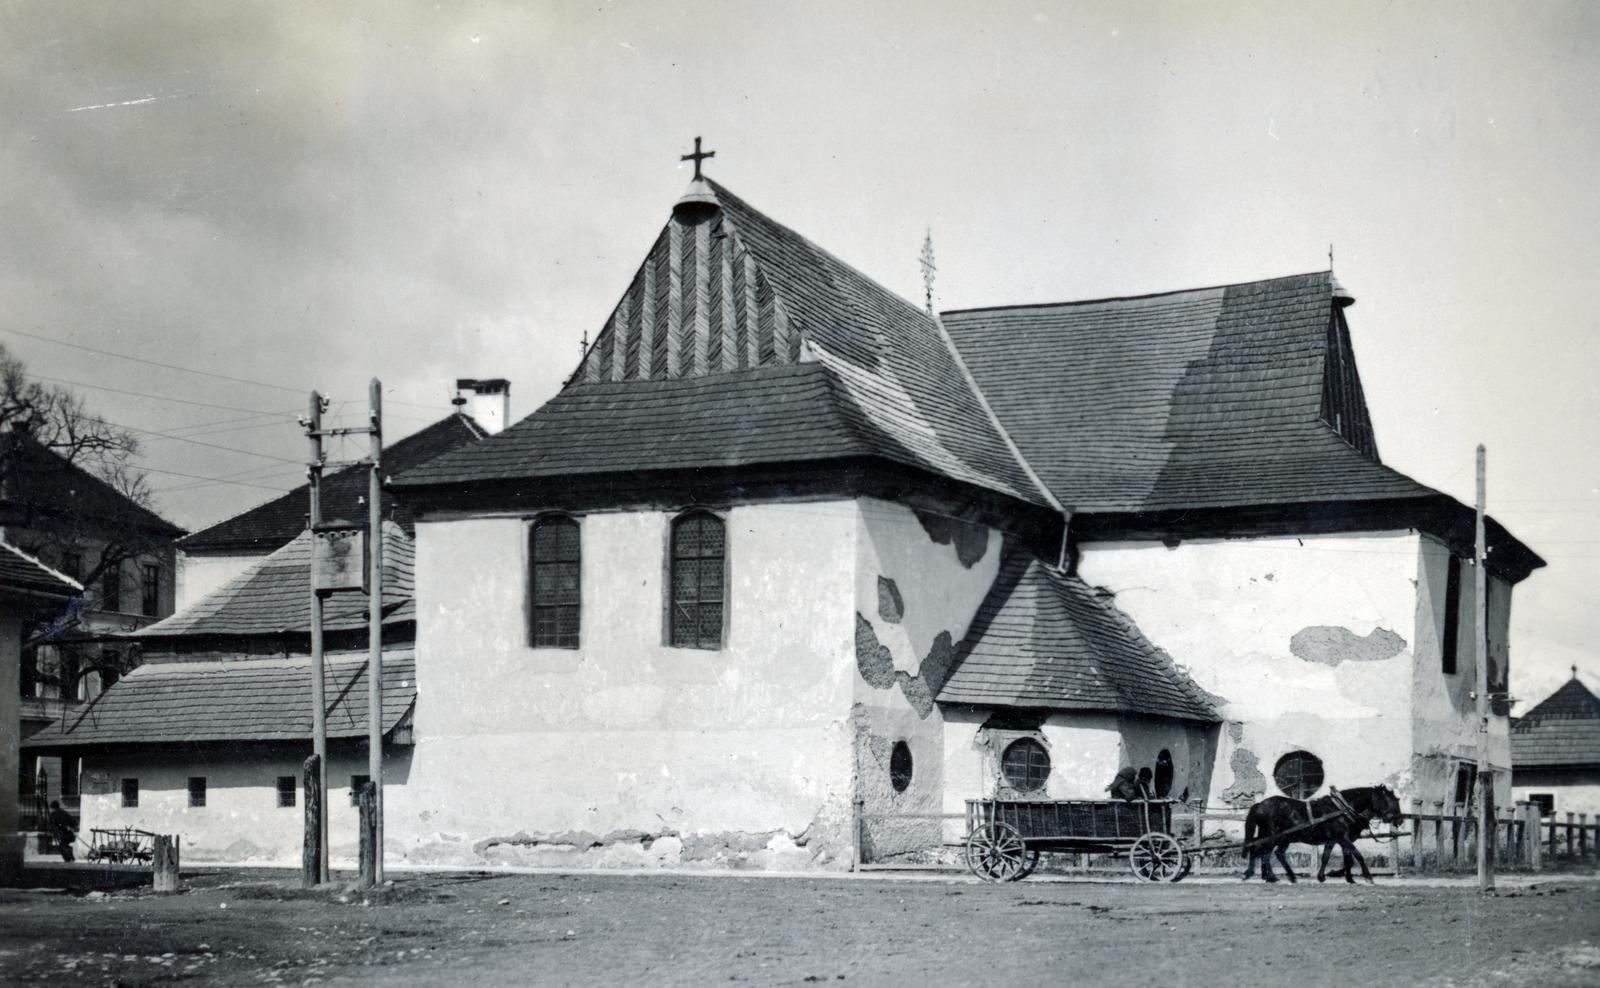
[1512,678,1600,768]
[1,433,183,537]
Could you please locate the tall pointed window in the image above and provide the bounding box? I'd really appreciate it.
[670,511,725,649]
[529,515,581,648]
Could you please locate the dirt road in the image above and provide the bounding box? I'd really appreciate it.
[1,869,1596,987]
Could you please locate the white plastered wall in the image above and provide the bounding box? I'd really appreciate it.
[176,551,263,612]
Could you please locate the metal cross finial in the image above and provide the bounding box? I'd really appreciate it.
[681,136,715,181]
[1329,243,1335,270]
[919,229,937,316]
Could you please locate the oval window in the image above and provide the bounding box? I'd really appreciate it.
[889,741,913,793]
[1273,750,1325,799]
[1000,737,1051,793]
[1154,749,1174,798]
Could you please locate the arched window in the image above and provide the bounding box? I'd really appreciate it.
[890,741,913,793]
[1273,750,1324,799]
[670,512,725,649]
[1000,737,1050,793]
[529,515,581,648]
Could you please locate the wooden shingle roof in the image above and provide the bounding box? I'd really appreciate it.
[941,274,1435,515]
[0,540,82,599]
[395,182,1051,509]
[1511,678,1600,769]
[1,433,184,537]
[181,413,484,553]
[22,650,415,749]
[937,550,1220,722]
[135,521,414,639]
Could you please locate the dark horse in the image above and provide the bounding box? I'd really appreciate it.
[1242,785,1404,884]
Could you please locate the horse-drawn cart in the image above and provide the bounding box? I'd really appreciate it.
[964,798,1190,883]
[85,827,158,865]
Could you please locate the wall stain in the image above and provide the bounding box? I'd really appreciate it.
[1290,625,1407,665]
[1219,747,1266,808]
[854,614,955,718]
[877,576,905,623]
[913,509,989,568]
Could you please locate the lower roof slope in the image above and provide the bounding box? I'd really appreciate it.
[1,433,184,537]
[23,650,415,749]
[1512,677,1600,769]
[938,549,1220,722]
[0,540,82,598]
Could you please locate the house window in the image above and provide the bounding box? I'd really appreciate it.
[276,776,297,809]
[60,550,82,582]
[890,741,914,793]
[1442,556,1462,674]
[141,563,161,617]
[1273,751,1324,799]
[187,777,207,808]
[349,775,371,807]
[121,778,139,808]
[528,515,581,648]
[1000,738,1051,793]
[1453,762,1478,808]
[669,511,725,649]
[1529,793,1554,818]
[102,563,122,612]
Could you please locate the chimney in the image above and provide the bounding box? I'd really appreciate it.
[452,378,511,435]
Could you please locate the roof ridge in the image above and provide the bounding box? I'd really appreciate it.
[942,270,1332,316]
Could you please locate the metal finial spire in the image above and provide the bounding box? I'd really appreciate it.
[680,136,715,181]
[919,229,937,316]
[1329,243,1335,271]
[580,330,589,360]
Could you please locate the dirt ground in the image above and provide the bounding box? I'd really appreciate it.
[1,868,1597,988]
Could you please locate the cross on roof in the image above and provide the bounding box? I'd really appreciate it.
[681,136,715,181]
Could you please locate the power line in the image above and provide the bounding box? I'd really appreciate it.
[153,461,304,495]
[135,462,295,492]
[31,374,300,416]
[115,421,303,465]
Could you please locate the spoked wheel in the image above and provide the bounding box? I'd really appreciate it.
[1129,832,1185,883]
[965,822,1029,882]
[1014,849,1042,880]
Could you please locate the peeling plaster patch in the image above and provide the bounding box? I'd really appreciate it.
[854,614,952,718]
[855,613,898,689]
[877,576,905,623]
[912,509,989,568]
[1290,626,1407,666]
[1226,721,1245,743]
[1220,748,1266,808]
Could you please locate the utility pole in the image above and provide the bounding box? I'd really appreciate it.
[366,378,385,886]
[305,391,330,883]
[1475,444,1494,893]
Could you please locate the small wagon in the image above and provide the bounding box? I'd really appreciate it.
[85,827,158,864]
[964,798,1188,883]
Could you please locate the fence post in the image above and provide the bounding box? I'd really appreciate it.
[1567,813,1577,858]
[301,754,323,888]
[1581,814,1590,860]
[152,835,180,893]
[851,798,864,872]
[1519,802,1541,871]
[1410,801,1424,873]
[358,781,378,889]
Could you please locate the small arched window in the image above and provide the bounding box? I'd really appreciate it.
[889,741,913,793]
[669,512,725,649]
[529,515,581,648]
[1274,750,1325,799]
[1001,737,1051,793]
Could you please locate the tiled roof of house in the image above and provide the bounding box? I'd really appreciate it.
[181,413,484,553]
[937,550,1220,722]
[941,274,1437,514]
[394,182,1052,509]
[1,433,184,537]
[0,540,82,598]
[22,650,415,748]
[135,521,414,639]
[1511,677,1600,768]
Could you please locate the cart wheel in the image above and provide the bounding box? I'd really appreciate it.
[1129,833,1185,883]
[1014,849,1042,881]
[965,822,1028,883]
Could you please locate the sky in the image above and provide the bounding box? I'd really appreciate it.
[2,1,1596,709]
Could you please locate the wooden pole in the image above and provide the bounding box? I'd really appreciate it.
[1474,444,1494,892]
[366,378,385,887]
[358,781,378,889]
[153,834,180,893]
[301,754,322,888]
[307,391,329,883]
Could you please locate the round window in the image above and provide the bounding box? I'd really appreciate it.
[1000,737,1051,793]
[1273,751,1325,799]
[889,741,913,793]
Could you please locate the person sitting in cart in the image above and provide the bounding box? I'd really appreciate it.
[1108,766,1140,800]
[47,800,77,863]
[1136,767,1156,799]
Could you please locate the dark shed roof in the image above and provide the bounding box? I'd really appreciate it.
[181,413,483,553]
[1512,677,1600,769]
[938,550,1220,722]
[0,540,82,599]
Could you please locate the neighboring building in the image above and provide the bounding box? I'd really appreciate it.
[174,400,492,611]
[1511,672,1600,818]
[24,523,415,863]
[0,428,185,834]
[0,542,81,882]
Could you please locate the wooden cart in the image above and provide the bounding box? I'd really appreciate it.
[85,827,158,865]
[964,798,1188,883]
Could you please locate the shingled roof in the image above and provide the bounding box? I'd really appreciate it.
[181,413,484,553]
[1,432,183,537]
[937,550,1220,722]
[22,650,415,749]
[941,273,1438,515]
[394,181,1051,509]
[135,521,414,640]
[0,540,82,599]
[1511,677,1600,769]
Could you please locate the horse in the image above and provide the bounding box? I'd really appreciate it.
[1241,784,1404,884]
